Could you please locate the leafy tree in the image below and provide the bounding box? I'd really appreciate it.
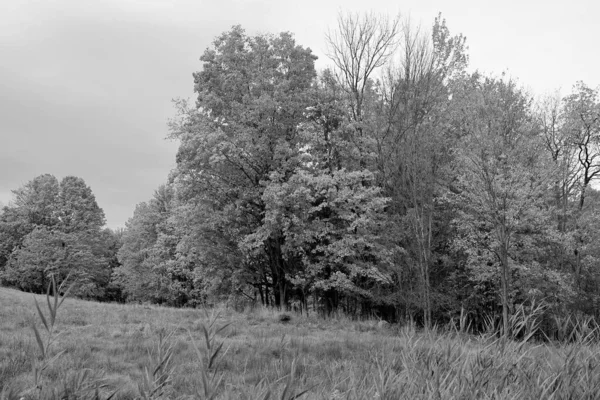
[3,227,110,296]
[114,200,165,302]
[97,227,126,302]
[451,75,556,336]
[364,14,468,326]
[3,227,61,292]
[170,26,317,308]
[113,184,199,305]
[255,164,396,314]
[0,175,60,281]
[57,176,106,233]
[0,174,110,296]
[0,206,33,277]
[10,174,60,228]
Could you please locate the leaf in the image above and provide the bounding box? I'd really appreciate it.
[201,324,210,348]
[290,388,312,400]
[44,350,65,366]
[50,275,58,326]
[215,322,232,335]
[188,330,205,369]
[58,282,75,309]
[33,298,49,333]
[260,390,271,400]
[208,342,224,369]
[153,349,173,377]
[46,279,55,327]
[31,321,46,358]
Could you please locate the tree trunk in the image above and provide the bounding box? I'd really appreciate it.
[258,284,265,306]
[412,203,433,329]
[267,238,288,309]
[500,237,510,338]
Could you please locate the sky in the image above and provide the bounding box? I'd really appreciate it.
[1,0,598,228]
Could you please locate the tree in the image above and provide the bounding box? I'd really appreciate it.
[114,199,166,303]
[368,14,467,326]
[563,82,600,211]
[113,184,201,305]
[0,174,61,279]
[452,75,553,336]
[57,176,106,233]
[0,206,33,277]
[10,174,60,228]
[3,227,61,292]
[170,26,317,308]
[4,227,110,296]
[98,227,126,302]
[0,174,110,296]
[325,11,401,122]
[254,159,397,314]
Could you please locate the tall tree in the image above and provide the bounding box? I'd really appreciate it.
[114,182,206,305]
[369,15,468,326]
[563,82,600,210]
[170,26,317,308]
[57,176,106,233]
[0,174,110,296]
[553,83,600,291]
[452,75,554,336]
[325,11,401,122]
[10,174,60,228]
[0,174,60,279]
[0,206,32,276]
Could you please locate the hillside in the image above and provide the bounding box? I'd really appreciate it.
[2,287,600,399]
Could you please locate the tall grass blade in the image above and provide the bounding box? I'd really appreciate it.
[289,389,311,400]
[260,390,271,400]
[31,322,46,359]
[50,275,58,326]
[201,325,210,348]
[34,298,49,332]
[58,282,75,308]
[152,350,173,377]
[209,342,224,369]
[215,322,232,336]
[188,331,205,369]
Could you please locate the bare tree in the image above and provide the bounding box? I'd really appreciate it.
[556,83,600,289]
[536,93,579,231]
[563,82,600,211]
[326,11,401,122]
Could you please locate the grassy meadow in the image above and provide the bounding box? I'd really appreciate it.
[2,287,600,399]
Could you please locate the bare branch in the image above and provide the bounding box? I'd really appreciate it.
[325,11,401,120]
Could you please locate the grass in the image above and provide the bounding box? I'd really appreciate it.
[2,286,600,399]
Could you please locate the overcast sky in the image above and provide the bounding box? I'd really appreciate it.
[1,0,598,228]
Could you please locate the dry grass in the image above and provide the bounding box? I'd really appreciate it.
[2,286,600,399]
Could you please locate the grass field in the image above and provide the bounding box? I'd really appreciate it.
[2,287,600,399]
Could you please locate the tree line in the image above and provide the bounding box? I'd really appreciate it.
[2,12,600,337]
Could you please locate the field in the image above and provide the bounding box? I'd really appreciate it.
[2,287,600,399]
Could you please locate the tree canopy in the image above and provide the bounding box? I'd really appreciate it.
[0,174,114,298]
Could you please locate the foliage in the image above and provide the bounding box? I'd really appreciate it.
[256,167,396,306]
[169,25,320,308]
[101,16,600,331]
[0,175,112,298]
[450,75,561,335]
[4,228,110,297]
[3,12,600,334]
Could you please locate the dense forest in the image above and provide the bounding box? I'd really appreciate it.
[2,13,600,338]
